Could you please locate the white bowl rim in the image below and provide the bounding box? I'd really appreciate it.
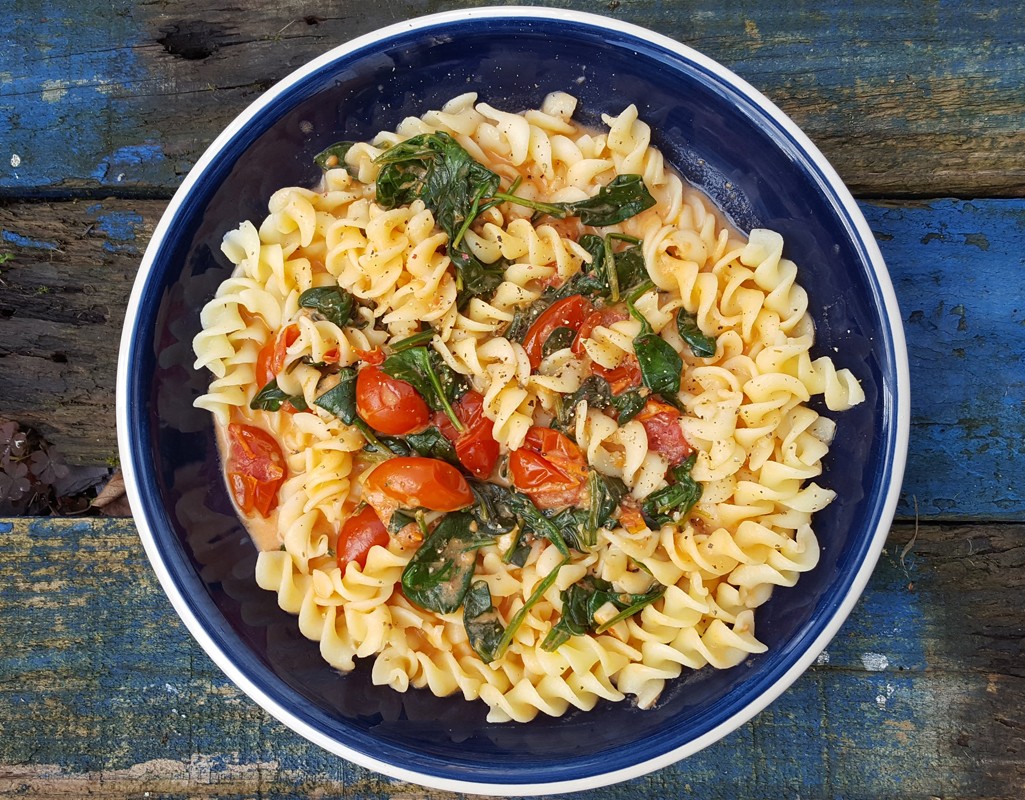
[116,5,911,795]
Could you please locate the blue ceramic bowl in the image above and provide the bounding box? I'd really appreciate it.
[117,8,909,794]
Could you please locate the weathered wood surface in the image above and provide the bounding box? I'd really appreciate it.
[0,1,1024,199]
[3,198,1023,520]
[0,516,1021,799]
[2,0,1024,797]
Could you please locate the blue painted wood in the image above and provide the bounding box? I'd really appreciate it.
[863,199,1025,520]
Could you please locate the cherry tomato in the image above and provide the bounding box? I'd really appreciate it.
[435,390,500,478]
[523,295,593,369]
[226,423,287,517]
[509,427,588,510]
[255,324,300,387]
[617,501,648,534]
[337,505,390,569]
[573,306,630,356]
[355,347,385,365]
[592,358,643,395]
[355,365,430,435]
[637,399,692,464]
[363,457,474,513]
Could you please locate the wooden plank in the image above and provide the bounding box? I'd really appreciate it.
[0,1,1023,198]
[2,197,1022,518]
[0,517,1021,798]
[0,199,157,465]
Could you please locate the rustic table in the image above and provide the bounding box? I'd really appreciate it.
[2,2,1023,798]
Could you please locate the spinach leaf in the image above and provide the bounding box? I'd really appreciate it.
[554,233,647,303]
[505,294,555,342]
[541,575,666,651]
[627,289,683,400]
[375,132,501,243]
[585,471,627,547]
[405,426,460,465]
[298,286,355,329]
[464,480,570,557]
[641,452,702,528]
[610,237,649,297]
[565,174,657,226]
[381,346,463,431]
[467,480,519,536]
[463,580,505,663]
[611,389,647,424]
[556,374,646,430]
[548,471,627,550]
[452,248,507,310]
[313,141,356,172]
[250,379,308,412]
[374,133,507,308]
[542,325,577,359]
[387,509,418,534]
[367,436,412,457]
[313,370,360,424]
[677,308,717,358]
[548,506,589,552]
[389,328,435,353]
[400,511,492,614]
[495,174,656,228]
[501,488,571,558]
[563,375,614,421]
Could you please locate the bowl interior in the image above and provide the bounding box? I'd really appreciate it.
[123,11,902,789]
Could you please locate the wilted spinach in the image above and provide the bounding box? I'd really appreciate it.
[626,284,683,400]
[463,580,506,663]
[541,325,578,358]
[467,480,519,537]
[250,379,309,413]
[556,375,646,430]
[677,308,717,358]
[298,286,356,329]
[640,452,702,528]
[405,426,460,465]
[494,174,656,227]
[313,141,356,172]
[541,575,666,651]
[400,511,493,614]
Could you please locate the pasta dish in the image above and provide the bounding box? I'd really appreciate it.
[192,93,864,722]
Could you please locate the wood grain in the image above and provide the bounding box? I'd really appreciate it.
[0,199,157,465]
[0,516,1021,798]
[0,1,1023,198]
[3,198,1023,519]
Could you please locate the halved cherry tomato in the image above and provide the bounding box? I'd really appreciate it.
[636,399,692,464]
[573,306,630,356]
[617,501,648,534]
[337,505,390,569]
[523,295,593,369]
[435,390,500,478]
[355,365,430,435]
[509,427,588,510]
[255,324,300,387]
[592,358,643,395]
[355,347,385,365]
[363,457,474,514]
[226,423,286,517]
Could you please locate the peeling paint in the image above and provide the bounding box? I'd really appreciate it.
[861,652,890,671]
